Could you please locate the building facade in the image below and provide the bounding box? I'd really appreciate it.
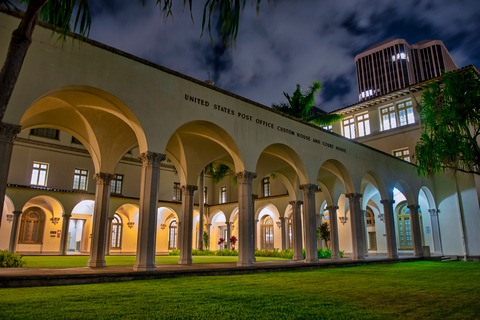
[355,39,457,101]
[1,10,479,272]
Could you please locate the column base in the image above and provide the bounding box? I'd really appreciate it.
[237,260,254,267]
[331,254,341,259]
[133,264,157,272]
[305,258,319,264]
[387,254,399,260]
[178,258,193,265]
[293,256,304,261]
[352,257,365,262]
[87,259,106,267]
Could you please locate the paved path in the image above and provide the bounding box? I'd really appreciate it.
[0,256,432,288]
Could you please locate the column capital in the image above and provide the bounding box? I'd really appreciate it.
[228,221,234,226]
[234,171,257,183]
[205,223,212,228]
[0,122,21,144]
[345,193,363,201]
[289,200,303,206]
[299,184,319,192]
[93,172,115,184]
[138,152,166,168]
[252,194,259,201]
[12,210,22,216]
[326,205,339,212]
[407,204,420,211]
[279,217,285,221]
[181,184,198,195]
[62,213,72,218]
[254,219,259,223]
[428,209,438,216]
[380,199,395,206]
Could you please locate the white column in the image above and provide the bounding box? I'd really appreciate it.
[8,210,22,252]
[252,194,258,262]
[0,123,21,230]
[134,152,165,271]
[381,199,398,259]
[363,210,369,257]
[290,200,304,261]
[300,184,319,264]
[205,223,211,250]
[280,217,286,251]
[235,171,257,267]
[326,205,340,259]
[59,213,71,255]
[179,185,197,265]
[408,204,423,257]
[346,193,365,261]
[428,209,443,255]
[198,169,205,250]
[105,216,114,255]
[226,222,232,250]
[88,173,114,267]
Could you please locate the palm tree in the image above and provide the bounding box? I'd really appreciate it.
[271,80,343,126]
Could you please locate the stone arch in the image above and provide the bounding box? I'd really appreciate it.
[255,203,280,220]
[22,195,65,222]
[317,159,355,203]
[20,86,147,173]
[395,180,415,205]
[165,121,245,185]
[419,186,437,210]
[114,203,139,224]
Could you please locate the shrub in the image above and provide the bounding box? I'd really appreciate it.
[168,249,180,256]
[192,249,216,256]
[254,248,294,259]
[301,248,343,259]
[215,249,238,256]
[0,250,25,268]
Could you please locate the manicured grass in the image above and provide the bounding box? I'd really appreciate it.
[22,255,288,267]
[1,261,479,319]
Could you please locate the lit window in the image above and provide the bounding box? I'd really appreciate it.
[30,128,59,140]
[261,216,274,250]
[220,186,227,203]
[356,113,371,137]
[391,52,406,61]
[110,214,122,248]
[168,219,178,250]
[398,101,415,126]
[380,106,397,131]
[342,117,356,139]
[381,101,415,131]
[18,208,45,244]
[365,208,375,226]
[30,162,49,186]
[322,124,333,132]
[173,182,182,201]
[393,148,410,162]
[110,174,123,195]
[262,177,270,197]
[73,169,88,191]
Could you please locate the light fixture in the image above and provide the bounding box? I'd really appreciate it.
[276,221,282,229]
[377,213,384,222]
[339,216,348,225]
[50,217,60,225]
[160,223,167,230]
[6,214,13,223]
[127,222,135,229]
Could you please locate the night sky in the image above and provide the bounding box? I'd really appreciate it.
[70,1,480,112]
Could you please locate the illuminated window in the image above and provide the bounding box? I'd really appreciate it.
[368,232,377,250]
[365,208,375,226]
[356,113,371,137]
[30,162,49,186]
[262,177,270,197]
[381,100,415,131]
[73,169,88,191]
[287,216,293,250]
[342,117,356,139]
[168,219,178,250]
[261,216,274,250]
[173,182,182,201]
[220,186,227,204]
[393,148,410,162]
[397,101,415,126]
[110,174,123,195]
[322,124,333,132]
[380,106,397,130]
[18,207,45,244]
[30,128,59,140]
[110,214,122,249]
[397,202,424,249]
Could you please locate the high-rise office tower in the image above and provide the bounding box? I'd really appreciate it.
[355,39,457,101]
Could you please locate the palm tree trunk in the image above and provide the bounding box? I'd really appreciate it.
[0,0,48,121]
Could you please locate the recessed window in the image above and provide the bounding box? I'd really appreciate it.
[173,182,182,201]
[380,106,397,131]
[261,216,274,250]
[30,162,49,186]
[30,128,59,140]
[356,113,371,137]
[73,169,88,191]
[110,174,124,195]
[168,219,178,250]
[342,117,356,139]
[381,100,415,131]
[393,148,410,162]
[365,208,375,226]
[18,207,45,244]
[110,214,122,249]
[322,124,333,132]
[262,177,270,197]
[220,186,227,204]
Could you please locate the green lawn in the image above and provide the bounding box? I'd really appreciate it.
[22,255,288,267]
[1,261,479,319]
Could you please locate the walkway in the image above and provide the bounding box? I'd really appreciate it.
[0,256,434,288]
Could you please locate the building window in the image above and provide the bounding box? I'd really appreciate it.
[380,106,397,131]
[342,117,356,139]
[18,207,45,244]
[110,174,123,195]
[71,136,82,144]
[397,101,415,126]
[30,162,49,186]
[30,128,59,140]
[365,208,375,226]
[287,216,293,250]
[73,169,88,191]
[356,113,371,137]
[393,148,410,162]
[262,177,270,197]
[220,186,227,204]
[322,124,333,132]
[261,216,274,250]
[397,203,413,249]
[110,214,122,249]
[168,219,178,250]
[368,232,377,250]
[381,100,415,131]
[173,182,182,201]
